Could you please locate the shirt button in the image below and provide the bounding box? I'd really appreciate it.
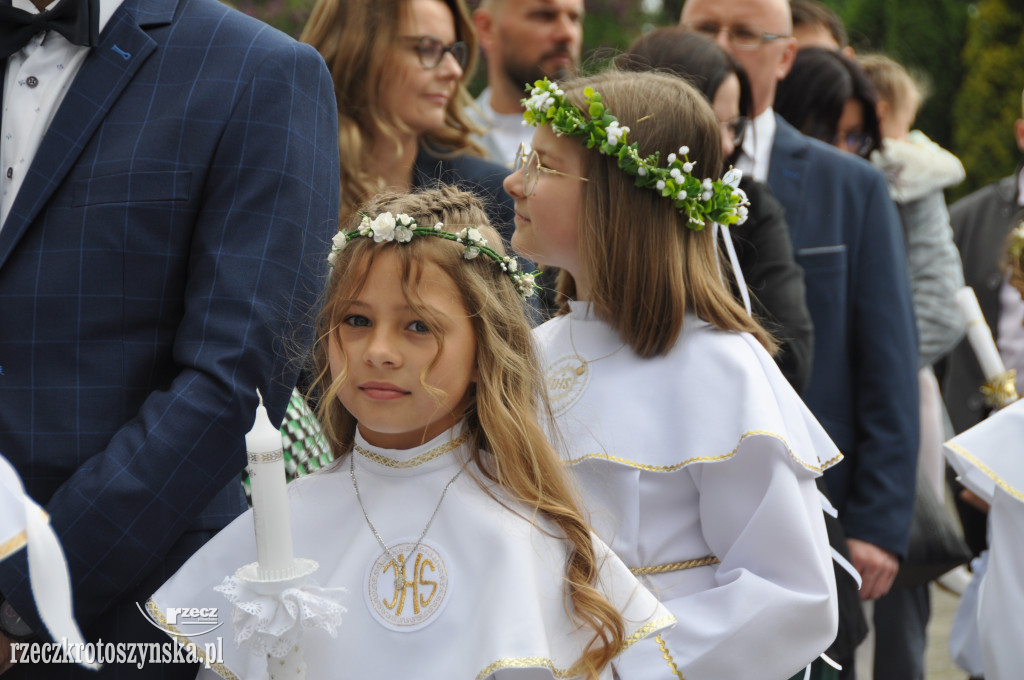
[26,76,38,88]
[5,168,11,179]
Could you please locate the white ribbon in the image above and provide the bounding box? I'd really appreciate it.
[0,455,99,670]
[712,222,753,315]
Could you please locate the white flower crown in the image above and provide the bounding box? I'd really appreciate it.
[329,212,537,299]
[522,78,749,229]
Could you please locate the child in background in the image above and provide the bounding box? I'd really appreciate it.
[505,70,839,680]
[151,186,672,679]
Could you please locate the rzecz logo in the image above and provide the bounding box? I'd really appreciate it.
[137,603,223,637]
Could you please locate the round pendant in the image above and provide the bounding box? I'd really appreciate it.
[546,354,591,416]
[366,541,451,632]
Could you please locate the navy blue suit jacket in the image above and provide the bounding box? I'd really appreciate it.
[768,117,918,557]
[0,0,339,639]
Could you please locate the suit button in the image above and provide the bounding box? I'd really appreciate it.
[25,76,38,88]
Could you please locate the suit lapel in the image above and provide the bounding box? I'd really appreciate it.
[767,115,811,246]
[0,0,172,270]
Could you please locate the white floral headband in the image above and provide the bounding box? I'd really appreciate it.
[329,212,537,299]
[522,78,749,229]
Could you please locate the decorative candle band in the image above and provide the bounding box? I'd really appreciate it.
[980,369,1019,410]
[248,450,284,465]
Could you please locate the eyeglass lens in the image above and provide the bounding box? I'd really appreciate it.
[415,37,468,69]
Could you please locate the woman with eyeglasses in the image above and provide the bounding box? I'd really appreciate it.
[774,47,881,160]
[300,0,516,236]
[621,28,815,396]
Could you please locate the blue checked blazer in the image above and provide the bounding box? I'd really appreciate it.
[768,117,919,558]
[0,0,340,636]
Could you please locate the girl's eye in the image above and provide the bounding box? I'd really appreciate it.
[343,314,371,328]
[407,320,430,333]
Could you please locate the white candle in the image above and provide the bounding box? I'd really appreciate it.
[245,390,294,578]
[956,287,1007,380]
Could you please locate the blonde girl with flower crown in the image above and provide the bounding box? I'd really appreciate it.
[504,70,841,680]
[150,186,672,680]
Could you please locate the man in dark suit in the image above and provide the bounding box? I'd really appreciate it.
[940,92,1024,556]
[0,0,339,675]
[681,0,918,673]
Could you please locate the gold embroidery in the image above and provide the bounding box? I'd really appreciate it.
[247,450,283,464]
[0,530,26,561]
[630,556,719,575]
[564,430,837,474]
[382,553,441,616]
[656,633,687,680]
[354,431,469,469]
[946,442,1024,503]
[474,614,677,679]
[145,599,238,680]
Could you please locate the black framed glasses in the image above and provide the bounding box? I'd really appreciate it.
[513,143,589,197]
[720,116,748,147]
[682,22,790,50]
[401,36,469,70]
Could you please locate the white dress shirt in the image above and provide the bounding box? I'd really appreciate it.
[737,106,777,183]
[1,0,124,227]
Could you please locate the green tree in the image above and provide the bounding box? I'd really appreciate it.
[835,0,968,152]
[951,0,1024,196]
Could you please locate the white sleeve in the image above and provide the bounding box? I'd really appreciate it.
[978,486,1024,680]
[617,442,837,680]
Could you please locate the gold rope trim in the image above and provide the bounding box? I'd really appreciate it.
[354,431,470,469]
[630,556,719,575]
[656,634,687,680]
[474,614,676,679]
[0,530,27,562]
[564,430,834,474]
[946,442,1024,504]
[145,599,238,680]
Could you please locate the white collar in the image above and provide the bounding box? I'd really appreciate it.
[738,107,777,183]
[14,0,125,34]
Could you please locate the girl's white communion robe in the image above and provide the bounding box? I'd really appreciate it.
[534,304,841,680]
[150,425,673,679]
[945,398,1024,680]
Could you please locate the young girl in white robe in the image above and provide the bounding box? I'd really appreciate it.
[504,70,840,680]
[945,223,1024,680]
[150,186,672,679]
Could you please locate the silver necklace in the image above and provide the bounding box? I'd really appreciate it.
[568,312,625,376]
[349,445,464,590]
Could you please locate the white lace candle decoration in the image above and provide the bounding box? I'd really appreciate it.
[245,389,295,578]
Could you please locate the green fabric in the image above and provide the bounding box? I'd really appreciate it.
[786,658,840,680]
[242,388,334,503]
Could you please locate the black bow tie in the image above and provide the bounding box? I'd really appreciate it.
[0,0,99,60]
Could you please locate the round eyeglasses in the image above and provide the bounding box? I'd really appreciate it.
[682,22,790,51]
[513,143,589,197]
[401,36,469,70]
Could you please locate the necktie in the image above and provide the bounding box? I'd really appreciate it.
[0,0,99,60]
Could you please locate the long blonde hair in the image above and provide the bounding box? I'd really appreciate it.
[300,0,485,218]
[312,186,626,678]
[555,70,776,358]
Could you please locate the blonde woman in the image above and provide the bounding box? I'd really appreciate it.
[300,0,515,242]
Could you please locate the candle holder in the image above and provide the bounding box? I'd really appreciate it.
[980,369,1019,410]
[217,558,345,680]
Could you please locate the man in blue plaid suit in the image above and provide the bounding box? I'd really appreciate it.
[0,0,339,674]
